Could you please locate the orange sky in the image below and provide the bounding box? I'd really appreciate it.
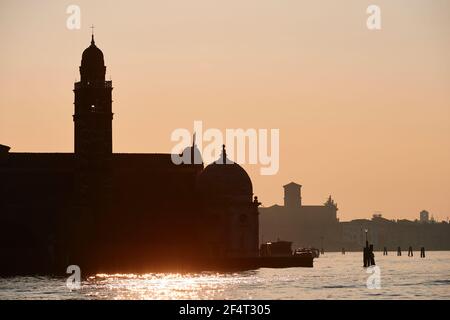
[1,0,449,221]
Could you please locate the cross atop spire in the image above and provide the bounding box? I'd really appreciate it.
[90,24,95,45]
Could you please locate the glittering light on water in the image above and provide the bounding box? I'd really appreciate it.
[84,272,258,300]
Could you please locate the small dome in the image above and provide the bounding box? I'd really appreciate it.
[80,35,106,82]
[81,36,104,67]
[197,145,253,201]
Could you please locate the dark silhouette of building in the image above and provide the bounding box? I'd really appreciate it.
[341,213,450,251]
[284,182,302,208]
[0,36,260,275]
[259,182,341,250]
[260,182,450,252]
[419,210,429,223]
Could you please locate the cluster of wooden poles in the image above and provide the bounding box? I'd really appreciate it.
[387,246,426,258]
[337,246,427,267]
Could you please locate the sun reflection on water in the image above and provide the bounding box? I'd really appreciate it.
[84,272,258,300]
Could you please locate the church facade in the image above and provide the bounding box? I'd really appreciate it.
[0,36,260,275]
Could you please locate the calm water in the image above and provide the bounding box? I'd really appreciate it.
[1,252,449,300]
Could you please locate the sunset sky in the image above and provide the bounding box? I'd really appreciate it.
[1,0,449,221]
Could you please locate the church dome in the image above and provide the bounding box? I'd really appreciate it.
[197,145,253,201]
[80,35,106,82]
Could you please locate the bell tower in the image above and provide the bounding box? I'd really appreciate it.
[73,34,113,158]
[283,182,302,208]
[70,34,114,266]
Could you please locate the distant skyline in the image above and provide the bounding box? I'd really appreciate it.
[1,0,449,221]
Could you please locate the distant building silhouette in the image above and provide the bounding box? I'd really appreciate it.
[283,182,302,208]
[420,210,429,223]
[341,212,450,250]
[260,184,450,251]
[0,36,260,275]
[259,182,340,250]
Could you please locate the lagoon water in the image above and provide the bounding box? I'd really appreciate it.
[1,252,449,300]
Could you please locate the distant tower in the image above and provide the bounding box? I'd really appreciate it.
[283,182,302,208]
[420,210,429,223]
[73,34,113,158]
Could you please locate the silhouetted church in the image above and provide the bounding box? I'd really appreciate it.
[0,36,260,275]
[259,182,341,250]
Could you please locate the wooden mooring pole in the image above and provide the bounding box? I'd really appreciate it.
[420,247,426,258]
[408,246,413,257]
